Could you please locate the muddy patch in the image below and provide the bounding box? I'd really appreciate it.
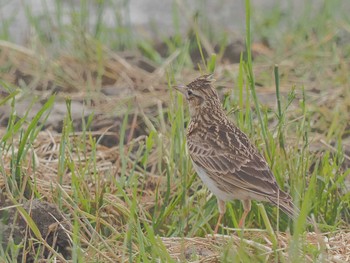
[0,196,72,262]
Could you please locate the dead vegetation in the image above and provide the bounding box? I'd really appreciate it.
[0,30,349,262]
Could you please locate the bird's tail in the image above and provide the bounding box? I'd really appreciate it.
[268,191,312,224]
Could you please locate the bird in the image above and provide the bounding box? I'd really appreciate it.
[174,74,302,234]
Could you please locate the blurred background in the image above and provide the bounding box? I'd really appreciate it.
[2,0,350,45]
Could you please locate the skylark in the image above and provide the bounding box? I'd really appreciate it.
[175,74,301,233]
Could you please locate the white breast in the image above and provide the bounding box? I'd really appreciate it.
[192,162,233,201]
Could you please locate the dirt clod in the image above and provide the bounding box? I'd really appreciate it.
[0,196,72,262]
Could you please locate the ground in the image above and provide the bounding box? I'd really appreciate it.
[0,1,350,262]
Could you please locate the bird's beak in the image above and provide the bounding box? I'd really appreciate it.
[173,84,188,99]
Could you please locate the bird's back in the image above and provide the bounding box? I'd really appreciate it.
[186,109,292,204]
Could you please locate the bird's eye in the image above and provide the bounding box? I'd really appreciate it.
[187,90,193,96]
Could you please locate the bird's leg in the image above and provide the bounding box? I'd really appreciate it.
[214,199,226,234]
[238,200,251,228]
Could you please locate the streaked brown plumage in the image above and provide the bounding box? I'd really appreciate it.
[175,74,300,233]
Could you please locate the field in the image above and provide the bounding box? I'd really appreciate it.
[0,0,349,262]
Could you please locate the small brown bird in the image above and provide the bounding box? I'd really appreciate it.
[175,74,301,233]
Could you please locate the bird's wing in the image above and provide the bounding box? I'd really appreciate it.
[187,123,288,200]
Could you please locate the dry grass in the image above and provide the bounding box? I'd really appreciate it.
[0,8,350,261]
[161,231,350,262]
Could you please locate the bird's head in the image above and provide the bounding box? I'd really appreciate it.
[174,74,220,117]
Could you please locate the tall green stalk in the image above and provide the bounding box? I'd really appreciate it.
[245,0,271,159]
[274,64,286,153]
